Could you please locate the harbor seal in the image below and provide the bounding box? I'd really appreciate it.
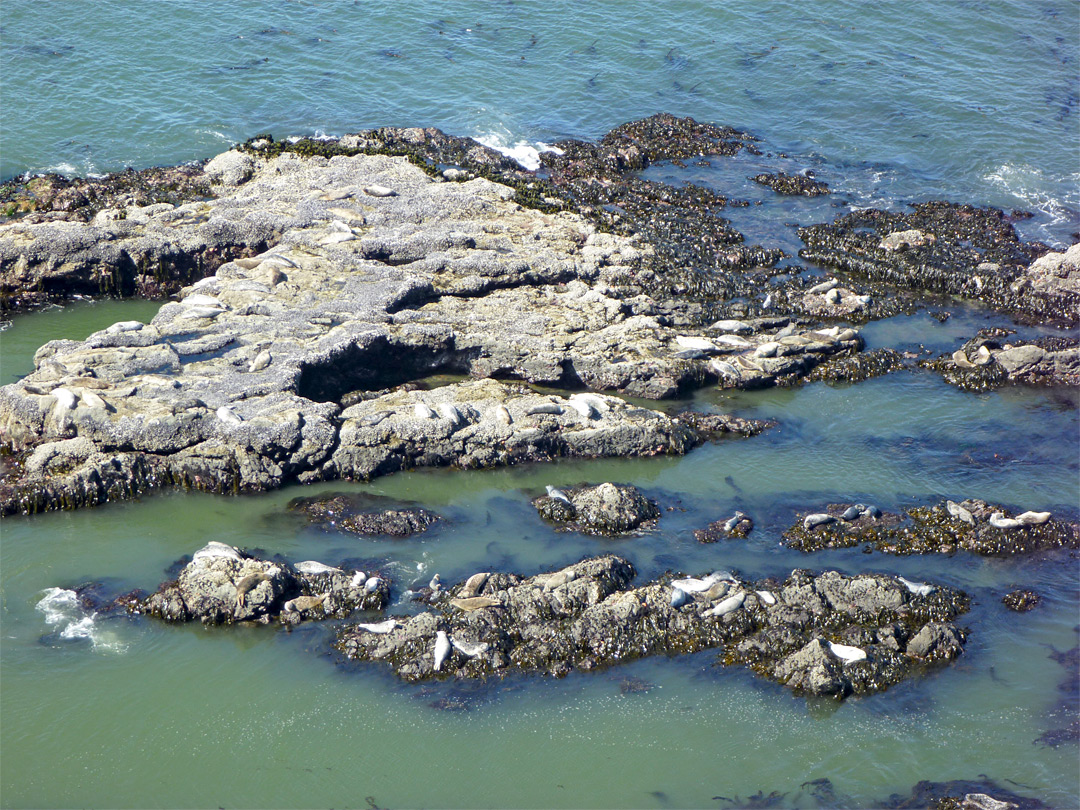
[708,591,745,617]
[459,572,490,599]
[449,596,501,612]
[450,636,489,657]
[234,572,272,607]
[828,641,866,663]
[433,630,451,671]
[283,593,327,613]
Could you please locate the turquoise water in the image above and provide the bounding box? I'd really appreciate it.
[2,3,1079,807]
[2,1,1077,245]
[1,302,1078,809]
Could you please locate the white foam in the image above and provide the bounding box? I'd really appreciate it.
[474,131,563,172]
[35,587,128,653]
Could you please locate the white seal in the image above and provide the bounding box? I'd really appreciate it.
[897,576,934,596]
[356,619,398,634]
[709,591,745,616]
[433,630,451,671]
[828,641,866,663]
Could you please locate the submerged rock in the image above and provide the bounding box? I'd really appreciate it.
[289,493,442,538]
[134,542,389,625]
[784,499,1079,555]
[336,555,969,699]
[533,482,661,534]
[751,171,830,197]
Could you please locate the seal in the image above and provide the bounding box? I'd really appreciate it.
[450,636,489,657]
[946,500,975,525]
[828,641,866,663]
[436,403,463,425]
[433,630,451,671]
[450,596,501,612]
[989,512,1022,530]
[1016,510,1051,525]
[567,398,598,419]
[459,572,490,599]
[492,404,512,426]
[192,541,244,563]
[670,586,690,608]
[248,344,272,373]
[414,402,437,420]
[708,590,745,616]
[897,576,934,597]
[234,572,272,607]
[545,485,572,504]
[803,513,835,530]
[755,590,776,605]
[356,619,398,634]
[283,593,327,613]
[542,570,577,592]
[364,576,382,592]
[295,560,342,575]
[528,403,564,416]
[216,405,243,425]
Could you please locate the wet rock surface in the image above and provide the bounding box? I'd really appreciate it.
[879,778,1051,809]
[925,332,1079,390]
[533,482,661,534]
[751,171,830,196]
[798,203,1078,327]
[1002,589,1041,612]
[288,492,442,537]
[132,541,390,625]
[336,554,969,698]
[784,499,1078,555]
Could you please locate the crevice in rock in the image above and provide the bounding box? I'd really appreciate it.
[295,334,471,403]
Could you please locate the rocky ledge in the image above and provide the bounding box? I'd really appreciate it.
[336,554,969,699]
[784,499,1078,555]
[128,541,390,625]
[0,131,861,514]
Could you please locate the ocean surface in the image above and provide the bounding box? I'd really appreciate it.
[1,2,1078,809]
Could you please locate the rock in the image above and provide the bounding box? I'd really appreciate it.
[751,171,830,197]
[783,498,1079,555]
[1002,589,1041,612]
[288,493,442,537]
[203,150,255,187]
[799,203,1076,326]
[906,622,965,660]
[534,482,661,534]
[135,542,389,625]
[337,556,969,698]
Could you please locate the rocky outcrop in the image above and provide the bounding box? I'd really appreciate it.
[533,482,661,534]
[927,333,1079,390]
[2,135,868,514]
[336,555,970,699]
[751,171,830,196]
[133,541,389,625]
[798,203,1078,326]
[784,498,1079,555]
[693,511,753,542]
[289,493,442,538]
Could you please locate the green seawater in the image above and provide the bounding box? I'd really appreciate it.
[1,301,1077,808]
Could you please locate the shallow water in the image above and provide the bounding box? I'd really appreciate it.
[1,300,1077,809]
[2,2,1078,805]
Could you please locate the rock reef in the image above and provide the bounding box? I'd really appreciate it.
[784,499,1078,555]
[132,541,389,625]
[337,554,969,699]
